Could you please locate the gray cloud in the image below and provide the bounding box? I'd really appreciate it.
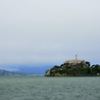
[0,0,100,65]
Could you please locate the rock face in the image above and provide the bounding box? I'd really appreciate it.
[45,59,100,76]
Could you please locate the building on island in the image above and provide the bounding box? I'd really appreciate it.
[64,55,89,68]
[65,55,81,63]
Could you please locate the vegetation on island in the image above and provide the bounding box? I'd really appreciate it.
[45,60,100,76]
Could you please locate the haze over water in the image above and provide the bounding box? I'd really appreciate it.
[0,76,100,100]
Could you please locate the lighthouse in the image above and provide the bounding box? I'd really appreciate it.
[75,54,77,63]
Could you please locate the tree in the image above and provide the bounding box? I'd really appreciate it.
[86,62,90,67]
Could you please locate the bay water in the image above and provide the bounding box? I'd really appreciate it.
[0,76,100,100]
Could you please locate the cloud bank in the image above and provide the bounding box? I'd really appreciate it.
[0,0,100,65]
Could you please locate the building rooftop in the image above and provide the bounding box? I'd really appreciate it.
[65,59,82,64]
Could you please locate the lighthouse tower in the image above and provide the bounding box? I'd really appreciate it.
[75,54,77,63]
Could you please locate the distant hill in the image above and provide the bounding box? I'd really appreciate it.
[0,69,26,76]
[0,64,54,75]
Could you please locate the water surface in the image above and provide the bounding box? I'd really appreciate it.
[0,76,100,100]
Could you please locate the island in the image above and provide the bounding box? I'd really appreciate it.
[45,55,100,76]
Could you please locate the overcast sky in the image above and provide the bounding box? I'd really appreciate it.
[0,0,100,65]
